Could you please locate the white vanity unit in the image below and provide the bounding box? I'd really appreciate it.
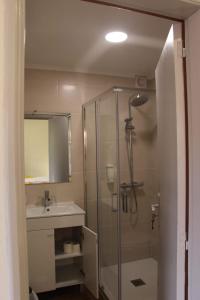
[26,202,98,298]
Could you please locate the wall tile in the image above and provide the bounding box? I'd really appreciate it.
[25,68,134,209]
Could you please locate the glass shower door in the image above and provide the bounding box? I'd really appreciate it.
[97,91,120,300]
[83,102,99,298]
[83,102,98,233]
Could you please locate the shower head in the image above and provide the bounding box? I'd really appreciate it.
[129,93,149,107]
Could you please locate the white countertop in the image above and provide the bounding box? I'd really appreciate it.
[26,202,85,219]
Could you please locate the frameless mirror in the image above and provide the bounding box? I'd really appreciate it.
[24,113,71,184]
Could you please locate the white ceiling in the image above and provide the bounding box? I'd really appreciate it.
[26,0,181,78]
[88,0,199,19]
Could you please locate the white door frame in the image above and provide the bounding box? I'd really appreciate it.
[156,24,186,300]
[0,0,28,300]
[0,1,189,300]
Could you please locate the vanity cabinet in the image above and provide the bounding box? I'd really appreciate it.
[27,218,98,298]
[27,229,55,292]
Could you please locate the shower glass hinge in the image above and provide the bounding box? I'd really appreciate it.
[182,48,186,58]
[185,239,189,251]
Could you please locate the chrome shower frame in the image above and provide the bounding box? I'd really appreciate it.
[82,86,155,300]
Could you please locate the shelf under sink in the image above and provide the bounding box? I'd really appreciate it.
[56,264,83,288]
[55,251,83,260]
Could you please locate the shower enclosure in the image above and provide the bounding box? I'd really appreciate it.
[83,87,159,300]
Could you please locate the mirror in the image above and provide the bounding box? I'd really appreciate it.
[24,113,71,184]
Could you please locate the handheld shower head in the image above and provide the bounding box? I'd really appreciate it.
[130,93,149,107]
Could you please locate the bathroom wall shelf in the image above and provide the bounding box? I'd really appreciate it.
[55,252,83,260]
[55,264,83,288]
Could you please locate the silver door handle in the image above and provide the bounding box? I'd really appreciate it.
[125,194,128,213]
[112,193,118,212]
[122,194,125,212]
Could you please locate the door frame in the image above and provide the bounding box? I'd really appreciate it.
[2,1,189,300]
[155,23,187,300]
[81,1,189,300]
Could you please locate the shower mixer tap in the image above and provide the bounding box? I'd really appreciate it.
[120,182,144,189]
[120,181,144,214]
[120,183,130,213]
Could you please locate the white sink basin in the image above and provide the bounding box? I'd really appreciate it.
[27,202,85,219]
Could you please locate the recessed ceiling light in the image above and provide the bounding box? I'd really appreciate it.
[105,31,128,43]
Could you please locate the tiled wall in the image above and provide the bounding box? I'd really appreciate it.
[118,89,159,262]
[25,68,135,207]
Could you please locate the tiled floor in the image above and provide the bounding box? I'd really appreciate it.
[101,258,158,300]
[38,286,90,300]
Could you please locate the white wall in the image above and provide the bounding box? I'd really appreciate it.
[186,9,200,300]
[0,0,28,300]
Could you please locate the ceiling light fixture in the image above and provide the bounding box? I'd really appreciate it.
[105,31,128,43]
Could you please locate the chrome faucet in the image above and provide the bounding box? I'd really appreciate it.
[44,190,51,208]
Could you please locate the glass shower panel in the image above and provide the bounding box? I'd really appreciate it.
[118,88,159,300]
[83,102,98,233]
[98,91,120,300]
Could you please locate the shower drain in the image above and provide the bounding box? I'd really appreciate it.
[131,279,146,287]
